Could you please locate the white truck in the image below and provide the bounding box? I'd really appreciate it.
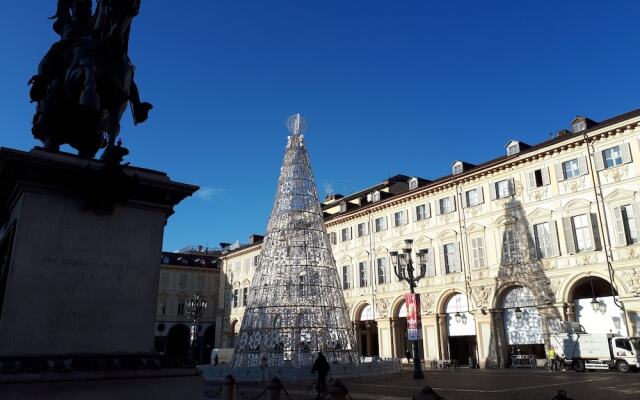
[550,322,640,372]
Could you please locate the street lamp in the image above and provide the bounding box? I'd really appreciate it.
[514,307,523,319]
[390,239,426,380]
[187,293,208,363]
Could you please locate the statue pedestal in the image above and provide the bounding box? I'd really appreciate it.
[0,148,197,376]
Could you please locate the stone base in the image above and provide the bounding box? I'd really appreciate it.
[0,148,197,362]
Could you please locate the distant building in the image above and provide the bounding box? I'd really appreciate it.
[155,247,221,364]
[217,108,640,368]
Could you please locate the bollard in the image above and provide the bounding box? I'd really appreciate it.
[268,377,283,400]
[328,379,348,400]
[413,385,444,400]
[222,374,236,400]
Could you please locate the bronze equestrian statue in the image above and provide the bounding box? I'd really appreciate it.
[29,0,152,162]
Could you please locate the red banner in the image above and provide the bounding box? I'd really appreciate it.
[405,293,422,340]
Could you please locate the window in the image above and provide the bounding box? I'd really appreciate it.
[159,299,167,315]
[416,204,428,221]
[471,238,485,269]
[297,275,305,296]
[377,257,389,284]
[178,300,186,315]
[341,227,352,242]
[328,232,337,245]
[533,222,553,259]
[409,177,418,190]
[562,159,581,179]
[465,189,481,207]
[572,214,593,252]
[614,204,639,245]
[443,244,459,273]
[342,265,351,289]
[253,255,259,266]
[232,290,238,308]
[372,191,381,202]
[179,273,187,289]
[603,146,623,169]
[161,256,170,264]
[420,249,436,276]
[243,287,248,306]
[501,228,520,264]
[495,180,511,199]
[528,168,550,189]
[439,197,454,214]
[393,211,407,227]
[358,261,369,287]
[453,164,463,175]
[507,144,519,156]
[374,217,387,232]
[357,222,369,237]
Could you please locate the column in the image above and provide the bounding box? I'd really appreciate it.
[473,311,492,369]
[421,314,438,361]
[377,318,393,358]
[490,309,508,368]
[437,313,449,360]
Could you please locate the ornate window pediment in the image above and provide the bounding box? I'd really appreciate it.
[356,250,370,260]
[340,254,352,264]
[604,188,636,202]
[374,246,389,255]
[562,198,592,216]
[527,207,554,221]
[438,229,458,241]
[494,214,517,226]
[414,235,433,248]
[466,223,485,234]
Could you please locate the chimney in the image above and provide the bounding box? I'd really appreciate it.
[249,234,264,244]
[571,116,598,133]
[219,242,231,250]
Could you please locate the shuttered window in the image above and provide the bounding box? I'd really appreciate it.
[374,216,387,232]
[528,168,551,189]
[341,227,352,241]
[533,222,553,259]
[439,197,455,214]
[442,243,460,273]
[562,159,581,179]
[471,237,486,269]
[358,261,369,287]
[377,257,389,284]
[572,214,592,252]
[595,143,632,171]
[357,222,369,237]
[415,204,429,221]
[342,265,351,289]
[613,204,640,245]
[501,228,520,264]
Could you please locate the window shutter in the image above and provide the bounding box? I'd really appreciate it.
[634,203,640,241]
[526,226,537,261]
[621,143,633,164]
[555,164,565,182]
[425,203,431,219]
[562,217,576,254]
[589,213,602,251]
[451,195,457,211]
[550,220,560,257]
[490,183,497,200]
[461,191,468,208]
[579,156,589,176]
[613,206,626,246]
[435,201,442,216]
[594,150,605,171]
[478,187,484,204]
[454,242,461,273]
[428,248,436,276]
[527,171,536,189]
[412,206,418,222]
[439,246,447,275]
[508,178,516,196]
[542,167,551,186]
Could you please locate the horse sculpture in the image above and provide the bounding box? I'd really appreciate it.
[29,0,152,162]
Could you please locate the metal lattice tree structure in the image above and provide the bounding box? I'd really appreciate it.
[232,114,358,368]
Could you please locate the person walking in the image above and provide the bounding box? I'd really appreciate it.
[548,348,557,371]
[311,351,331,398]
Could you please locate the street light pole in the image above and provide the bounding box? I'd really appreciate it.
[187,293,208,364]
[390,239,427,380]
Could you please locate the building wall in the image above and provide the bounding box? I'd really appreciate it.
[217,112,640,367]
[155,259,220,362]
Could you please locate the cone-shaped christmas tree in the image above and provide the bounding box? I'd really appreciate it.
[232,114,357,368]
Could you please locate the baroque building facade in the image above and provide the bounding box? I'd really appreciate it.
[216,109,640,368]
[155,248,221,364]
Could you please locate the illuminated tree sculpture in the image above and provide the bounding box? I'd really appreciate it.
[232,114,357,368]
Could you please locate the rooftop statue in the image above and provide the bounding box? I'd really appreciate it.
[29,0,152,163]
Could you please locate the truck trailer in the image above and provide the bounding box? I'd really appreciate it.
[550,323,640,372]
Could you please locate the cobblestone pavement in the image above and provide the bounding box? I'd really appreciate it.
[234,369,640,400]
[1,368,639,399]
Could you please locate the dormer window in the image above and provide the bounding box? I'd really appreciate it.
[339,201,347,212]
[371,191,381,202]
[507,143,519,156]
[408,177,418,190]
[162,256,170,264]
[452,162,463,175]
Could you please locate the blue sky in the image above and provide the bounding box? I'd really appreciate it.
[1,1,638,251]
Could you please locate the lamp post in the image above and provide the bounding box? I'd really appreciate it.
[390,239,426,380]
[187,293,208,363]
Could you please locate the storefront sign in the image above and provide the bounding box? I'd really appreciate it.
[405,293,422,341]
